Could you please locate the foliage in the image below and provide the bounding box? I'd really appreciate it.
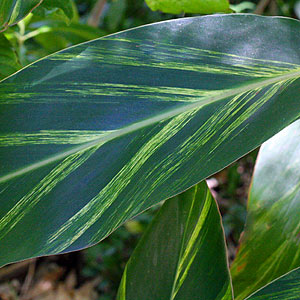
[246,267,300,300]
[1,13,300,266]
[117,182,232,300]
[231,120,300,299]
[0,1,300,300]
[32,0,78,24]
[145,0,231,14]
[0,33,21,79]
[0,0,42,32]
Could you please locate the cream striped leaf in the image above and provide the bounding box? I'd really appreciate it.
[0,14,300,266]
[117,182,233,300]
[246,267,300,300]
[231,118,300,299]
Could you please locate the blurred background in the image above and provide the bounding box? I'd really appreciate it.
[0,0,299,299]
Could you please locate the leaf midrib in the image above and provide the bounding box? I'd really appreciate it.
[1,68,300,183]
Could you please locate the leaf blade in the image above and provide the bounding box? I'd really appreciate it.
[0,15,300,266]
[246,267,300,300]
[0,0,43,32]
[117,182,233,300]
[0,33,21,79]
[32,0,78,25]
[231,119,300,299]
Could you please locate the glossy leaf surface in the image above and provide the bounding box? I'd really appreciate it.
[247,267,300,300]
[1,15,300,266]
[0,0,43,32]
[231,119,300,299]
[145,0,230,14]
[0,33,21,79]
[117,182,232,300]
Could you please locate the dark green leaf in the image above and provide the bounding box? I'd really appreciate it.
[0,0,43,32]
[231,119,300,299]
[246,267,300,300]
[0,33,21,79]
[0,15,300,266]
[32,0,78,24]
[106,0,127,32]
[117,182,232,300]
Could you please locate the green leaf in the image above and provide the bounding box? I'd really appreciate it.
[117,182,232,300]
[246,267,300,300]
[30,20,105,52]
[0,33,21,79]
[145,0,231,14]
[106,0,127,32]
[0,15,300,267]
[0,0,43,32]
[231,119,300,299]
[32,0,78,24]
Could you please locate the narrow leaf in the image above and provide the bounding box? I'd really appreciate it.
[117,182,233,300]
[0,0,43,32]
[0,15,300,266]
[231,119,300,299]
[145,0,231,14]
[246,267,300,300]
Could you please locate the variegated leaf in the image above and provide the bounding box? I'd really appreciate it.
[117,182,232,300]
[246,267,300,300]
[231,119,300,299]
[0,15,300,266]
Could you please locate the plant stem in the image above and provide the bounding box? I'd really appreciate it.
[254,0,272,14]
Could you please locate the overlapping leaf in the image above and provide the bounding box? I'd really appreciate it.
[0,15,300,267]
[32,0,77,24]
[0,0,43,32]
[246,267,300,300]
[145,0,231,14]
[117,182,232,300]
[0,33,21,79]
[231,119,300,299]
[30,20,104,53]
